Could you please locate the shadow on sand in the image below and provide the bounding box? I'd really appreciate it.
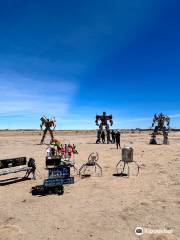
[0,177,31,186]
[113,173,128,177]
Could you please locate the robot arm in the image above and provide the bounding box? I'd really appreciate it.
[166,116,170,129]
[151,114,157,128]
[110,119,113,126]
[95,115,100,126]
[40,116,47,130]
[52,121,56,130]
[108,115,113,126]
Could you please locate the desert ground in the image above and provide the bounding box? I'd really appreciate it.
[0,130,180,240]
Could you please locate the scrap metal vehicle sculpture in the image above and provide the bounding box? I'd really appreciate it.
[40,116,56,144]
[79,152,102,177]
[149,113,170,144]
[95,112,113,144]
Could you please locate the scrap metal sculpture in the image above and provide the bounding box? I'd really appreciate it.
[95,112,113,144]
[0,157,36,181]
[115,147,139,177]
[79,152,102,176]
[32,140,76,196]
[31,165,74,196]
[40,116,56,144]
[149,113,170,144]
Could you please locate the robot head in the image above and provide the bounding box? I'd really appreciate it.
[159,113,164,118]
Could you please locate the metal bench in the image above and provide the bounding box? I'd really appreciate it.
[0,157,35,179]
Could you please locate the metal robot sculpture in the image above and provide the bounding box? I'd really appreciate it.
[149,113,170,145]
[95,112,113,144]
[40,116,56,144]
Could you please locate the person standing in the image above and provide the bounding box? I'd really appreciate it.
[111,130,116,144]
[115,130,121,149]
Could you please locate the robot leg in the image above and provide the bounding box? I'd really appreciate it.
[49,129,54,141]
[96,129,101,144]
[40,129,48,144]
[163,130,169,145]
[107,130,111,144]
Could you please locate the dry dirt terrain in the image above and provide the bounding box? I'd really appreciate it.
[0,130,179,240]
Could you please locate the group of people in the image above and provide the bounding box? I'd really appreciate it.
[100,129,121,149]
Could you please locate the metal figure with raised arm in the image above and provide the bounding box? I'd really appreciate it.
[95,112,113,144]
[149,113,170,144]
[40,116,56,144]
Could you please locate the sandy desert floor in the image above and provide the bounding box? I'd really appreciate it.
[0,131,180,240]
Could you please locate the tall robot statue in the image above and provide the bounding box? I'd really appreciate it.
[149,113,170,144]
[40,116,56,144]
[95,112,113,144]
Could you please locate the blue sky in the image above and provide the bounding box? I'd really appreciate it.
[0,0,179,129]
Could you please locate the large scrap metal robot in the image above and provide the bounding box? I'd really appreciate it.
[149,113,170,144]
[95,112,113,144]
[40,116,56,144]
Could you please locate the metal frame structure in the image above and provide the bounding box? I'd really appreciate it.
[79,152,102,176]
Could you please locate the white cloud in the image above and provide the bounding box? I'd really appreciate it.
[0,72,78,118]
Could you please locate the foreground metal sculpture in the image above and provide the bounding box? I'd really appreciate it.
[32,147,75,196]
[115,147,139,177]
[79,152,102,176]
[32,165,74,196]
[40,116,56,144]
[149,113,170,144]
[95,112,113,144]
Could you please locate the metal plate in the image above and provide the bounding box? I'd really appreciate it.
[44,177,74,187]
[46,156,62,167]
[0,157,27,169]
[48,166,70,179]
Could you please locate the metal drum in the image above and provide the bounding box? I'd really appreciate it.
[122,147,133,162]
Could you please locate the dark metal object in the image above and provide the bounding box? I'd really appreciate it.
[46,156,62,167]
[44,177,74,187]
[45,156,78,174]
[0,157,26,169]
[32,185,64,196]
[32,165,74,196]
[48,166,70,179]
[79,152,102,176]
